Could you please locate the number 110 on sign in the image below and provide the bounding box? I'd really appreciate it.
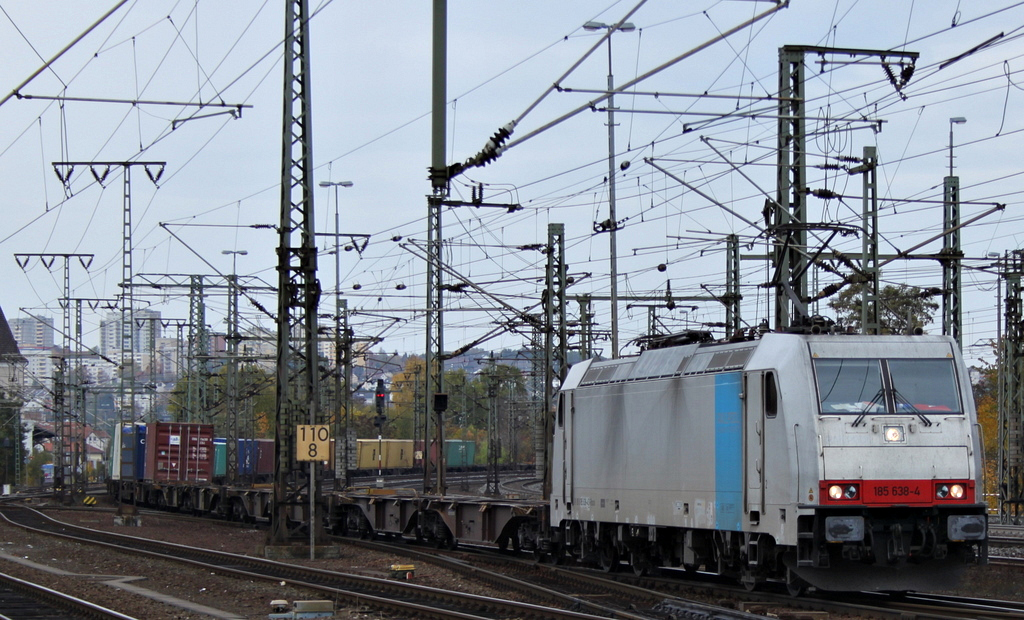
[297,425,330,461]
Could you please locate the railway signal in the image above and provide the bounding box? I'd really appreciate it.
[374,379,387,428]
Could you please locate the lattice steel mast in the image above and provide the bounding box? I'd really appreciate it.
[269,0,324,547]
[424,0,448,495]
[52,160,163,521]
[999,251,1024,523]
[773,47,916,329]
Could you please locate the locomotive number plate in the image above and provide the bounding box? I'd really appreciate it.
[864,480,927,503]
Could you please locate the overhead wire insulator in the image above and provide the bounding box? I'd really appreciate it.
[450,121,518,178]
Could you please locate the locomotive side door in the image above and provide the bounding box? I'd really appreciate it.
[743,371,766,518]
[559,391,575,510]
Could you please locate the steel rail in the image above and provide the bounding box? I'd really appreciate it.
[0,570,138,620]
[0,505,615,620]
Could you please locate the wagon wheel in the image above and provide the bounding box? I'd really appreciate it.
[230,499,247,522]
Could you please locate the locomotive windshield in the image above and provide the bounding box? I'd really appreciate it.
[814,358,961,416]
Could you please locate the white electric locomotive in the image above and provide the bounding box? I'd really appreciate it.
[547,332,987,592]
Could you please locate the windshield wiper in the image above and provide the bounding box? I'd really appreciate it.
[852,388,885,427]
[893,389,933,427]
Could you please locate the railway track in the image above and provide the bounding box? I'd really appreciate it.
[848,590,1024,619]
[0,504,656,620]
[339,536,766,620]
[20,501,1024,619]
[339,529,1024,620]
[0,570,136,620]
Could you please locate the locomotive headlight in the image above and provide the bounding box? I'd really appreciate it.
[936,483,965,500]
[883,425,905,443]
[828,484,859,500]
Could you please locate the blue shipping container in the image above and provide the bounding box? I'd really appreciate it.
[119,424,147,481]
[238,438,258,477]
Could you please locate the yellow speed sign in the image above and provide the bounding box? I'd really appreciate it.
[296,424,330,461]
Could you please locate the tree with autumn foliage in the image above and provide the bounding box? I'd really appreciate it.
[385,355,530,465]
[971,352,1000,513]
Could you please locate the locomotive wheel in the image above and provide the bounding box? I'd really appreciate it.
[630,552,653,577]
[598,544,619,573]
[785,574,807,597]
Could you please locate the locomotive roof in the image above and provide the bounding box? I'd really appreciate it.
[561,332,959,391]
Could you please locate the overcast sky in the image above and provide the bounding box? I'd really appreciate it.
[2,0,1024,366]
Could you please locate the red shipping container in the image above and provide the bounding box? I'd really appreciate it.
[255,438,275,479]
[144,422,215,483]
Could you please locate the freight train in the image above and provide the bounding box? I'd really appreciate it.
[105,330,987,594]
[541,332,988,593]
[109,425,479,486]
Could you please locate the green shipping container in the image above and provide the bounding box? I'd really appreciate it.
[213,439,226,479]
[445,439,476,468]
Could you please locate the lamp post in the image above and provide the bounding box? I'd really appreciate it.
[221,249,247,274]
[949,116,966,178]
[583,21,634,358]
[318,180,353,483]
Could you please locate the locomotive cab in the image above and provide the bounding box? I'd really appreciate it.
[791,335,988,591]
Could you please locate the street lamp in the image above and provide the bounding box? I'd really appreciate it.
[949,116,966,178]
[319,179,353,484]
[221,249,248,275]
[583,21,635,358]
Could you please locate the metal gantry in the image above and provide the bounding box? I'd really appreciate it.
[771,47,916,329]
[52,159,164,520]
[13,253,93,502]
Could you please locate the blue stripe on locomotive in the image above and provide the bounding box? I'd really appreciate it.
[714,372,742,531]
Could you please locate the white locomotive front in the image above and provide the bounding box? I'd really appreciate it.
[547,332,987,592]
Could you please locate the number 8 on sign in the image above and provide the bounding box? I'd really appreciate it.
[296,425,330,461]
